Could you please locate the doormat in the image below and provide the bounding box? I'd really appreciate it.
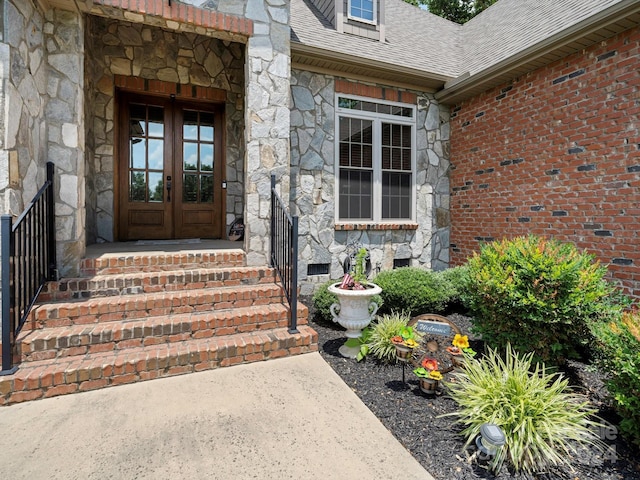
[135,239,201,246]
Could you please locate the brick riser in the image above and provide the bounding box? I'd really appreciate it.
[39,266,276,302]
[0,250,318,406]
[18,303,309,363]
[0,326,318,405]
[79,250,245,276]
[31,283,287,329]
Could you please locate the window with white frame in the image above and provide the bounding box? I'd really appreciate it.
[348,0,376,23]
[336,96,415,222]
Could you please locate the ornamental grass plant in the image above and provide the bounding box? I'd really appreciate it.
[445,345,604,475]
[361,312,418,363]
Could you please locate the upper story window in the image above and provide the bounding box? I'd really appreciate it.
[335,95,416,223]
[348,0,376,24]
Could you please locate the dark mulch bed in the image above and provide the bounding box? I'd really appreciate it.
[303,296,640,480]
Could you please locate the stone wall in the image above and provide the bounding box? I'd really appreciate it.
[242,0,292,266]
[80,0,292,267]
[1,0,47,215]
[46,9,86,276]
[176,0,293,266]
[1,2,85,277]
[85,16,246,243]
[290,69,450,294]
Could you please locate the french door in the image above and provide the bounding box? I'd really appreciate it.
[118,93,224,240]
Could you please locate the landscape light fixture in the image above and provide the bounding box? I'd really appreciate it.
[476,423,506,459]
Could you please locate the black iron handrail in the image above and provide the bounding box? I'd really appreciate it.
[270,174,299,334]
[1,162,56,375]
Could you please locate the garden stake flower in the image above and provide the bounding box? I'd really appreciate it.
[391,327,420,369]
[414,364,443,395]
[391,326,420,360]
[453,334,469,350]
[447,334,475,367]
[421,357,439,372]
[403,338,419,348]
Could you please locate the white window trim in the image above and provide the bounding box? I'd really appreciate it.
[347,0,377,25]
[334,94,417,224]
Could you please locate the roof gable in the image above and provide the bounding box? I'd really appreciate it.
[291,0,640,101]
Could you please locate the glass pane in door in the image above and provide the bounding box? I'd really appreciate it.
[128,103,164,203]
[182,110,215,204]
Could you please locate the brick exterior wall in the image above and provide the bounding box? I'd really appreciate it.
[449,26,640,298]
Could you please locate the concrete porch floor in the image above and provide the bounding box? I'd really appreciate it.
[84,239,244,258]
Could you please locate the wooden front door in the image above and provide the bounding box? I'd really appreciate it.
[118,93,224,240]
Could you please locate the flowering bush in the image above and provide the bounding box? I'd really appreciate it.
[464,235,626,364]
[591,310,640,446]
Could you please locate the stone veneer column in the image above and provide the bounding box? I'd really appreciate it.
[45,10,85,276]
[243,0,291,266]
[0,2,85,279]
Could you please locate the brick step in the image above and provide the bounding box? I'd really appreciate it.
[18,303,309,362]
[0,326,319,405]
[80,249,245,276]
[39,266,276,301]
[31,283,287,329]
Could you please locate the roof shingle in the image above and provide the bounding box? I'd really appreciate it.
[291,0,636,86]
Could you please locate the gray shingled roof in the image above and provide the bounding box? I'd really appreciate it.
[290,0,462,79]
[291,0,636,86]
[461,0,630,76]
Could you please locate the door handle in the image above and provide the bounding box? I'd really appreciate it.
[166,176,172,201]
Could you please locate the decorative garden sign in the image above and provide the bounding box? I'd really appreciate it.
[408,314,462,373]
[414,319,452,336]
[409,314,460,338]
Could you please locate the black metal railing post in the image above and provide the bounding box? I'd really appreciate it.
[270,175,276,271]
[270,174,299,334]
[1,214,16,375]
[290,214,298,333]
[46,162,56,280]
[0,161,56,375]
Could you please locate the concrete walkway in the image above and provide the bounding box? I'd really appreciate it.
[0,353,434,480]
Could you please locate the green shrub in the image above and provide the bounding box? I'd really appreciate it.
[464,235,624,364]
[362,312,419,363]
[591,311,640,446]
[374,267,456,316]
[311,280,340,323]
[311,279,382,324]
[437,265,469,313]
[445,345,604,474]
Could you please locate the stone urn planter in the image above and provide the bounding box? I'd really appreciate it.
[329,282,382,358]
